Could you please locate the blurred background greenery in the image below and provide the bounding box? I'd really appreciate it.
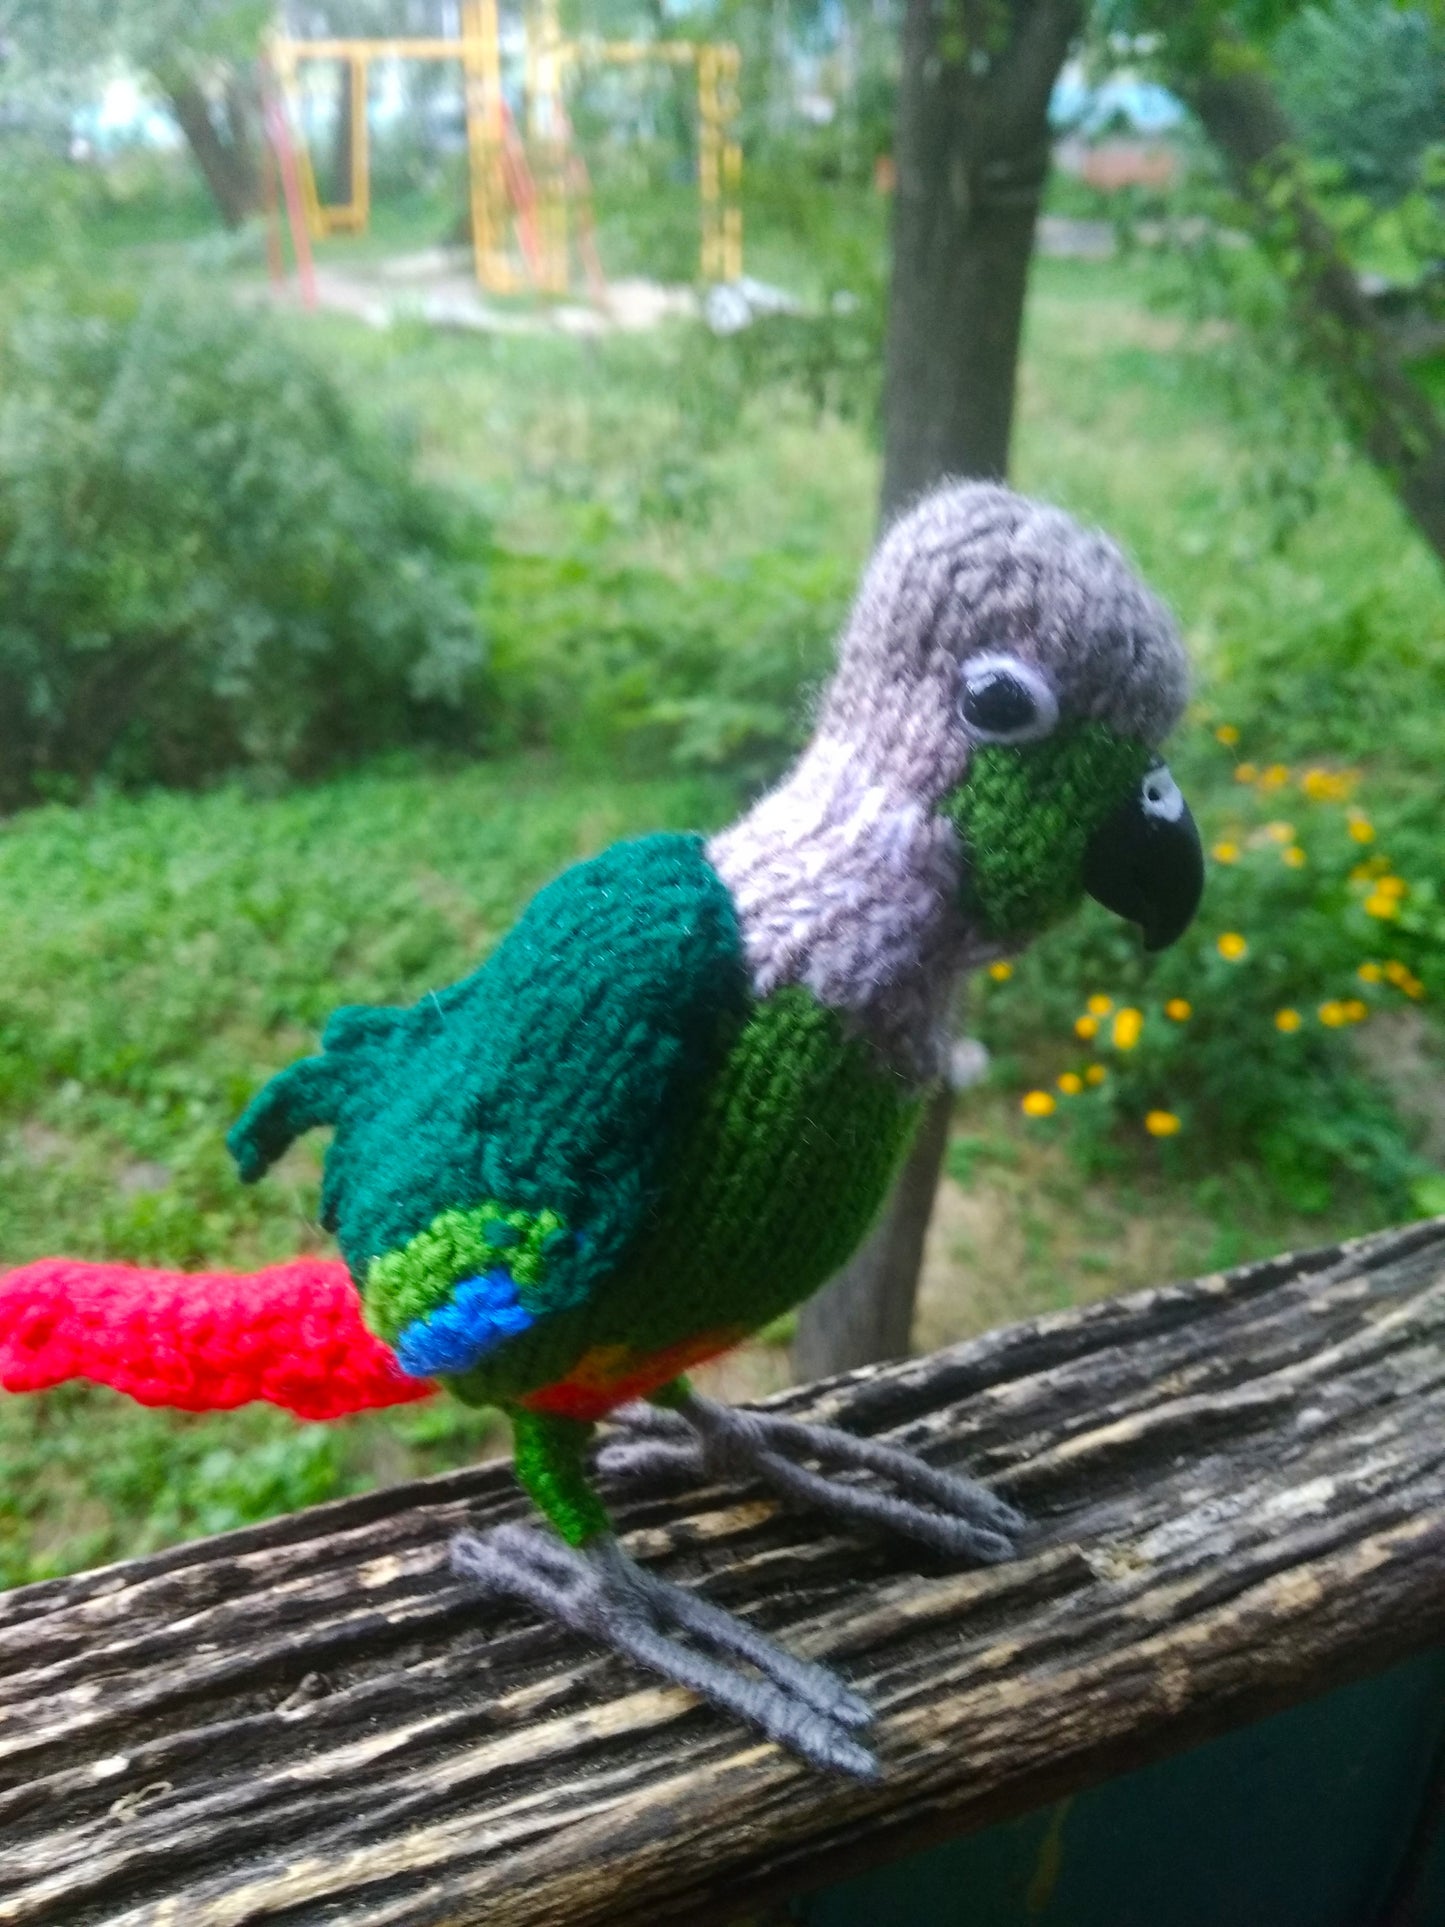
[0,0,1442,1584]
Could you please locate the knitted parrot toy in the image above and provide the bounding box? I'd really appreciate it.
[0,483,1202,1777]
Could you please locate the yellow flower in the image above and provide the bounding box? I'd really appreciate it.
[1275,1008,1302,1032]
[1057,1071,1083,1095]
[1212,840,1240,864]
[1113,1006,1144,1050]
[988,960,1014,982]
[1384,959,1410,985]
[1319,1000,1349,1027]
[1087,994,1114,1016]
[1258,764,1290,791]
[1358,962,1382,984]
[1404,975,1426,1001]
[1215,724,1241,746]
[1084,1064,1107,1086]
[1165,998,1192,1021]
[1074,1015,1099,1040]
[1264,821,1295,844]
[1347,813,1375,844]
[1350,862,1378,884]
[1364,892,1400,920]
[1217,932,1248,960]
[1021,1090,1056,1118]
[1234,762,1258,784]
[1282,845,1307,868]
[1145,1110,1182,1137]
[1375,875,1408,900]
[1301,767,1354,802]
[1342,999,1368,1023]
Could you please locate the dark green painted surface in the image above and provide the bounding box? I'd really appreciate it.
[800,1651,1445,1927]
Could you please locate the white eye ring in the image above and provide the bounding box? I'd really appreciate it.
[958,654,1060,745]
[1141,761,1185,823]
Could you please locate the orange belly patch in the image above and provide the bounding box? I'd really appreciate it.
[518,1325,747,1422]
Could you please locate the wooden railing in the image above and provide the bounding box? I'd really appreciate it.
[3,1220,1445,1925]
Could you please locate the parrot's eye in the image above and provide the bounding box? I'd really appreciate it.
[959,656,1059,745]
[1141,760,1186,823]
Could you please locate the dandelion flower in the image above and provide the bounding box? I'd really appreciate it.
[1364,892,1400,920]
[1212,840,1241,863]
[1258,764,1290,791]
[1347,815,1375,844]
[1319,1000,1349,1027]
[1057,1072,1083,1095]
[1084,1064,1107,1086]
[1215,724,1241,746]
[1342,999,1368,1023]
[1113,1006,1144,1050]
[988,960,1013,982]
[1282,845,1307,868]
[1217,932,1248,961]
[1165,998,1192,1021]
[1234,763,1259,785]
[1145,1110,1182,1137]
[1358,962,1383,984]
[1264,821,1295,844]
[1376,876,1408,900]
[1021,1090,1056,1118]
[1404,975,1426,1001]
[1384,959,1411,985]
[1087,994,1113,1016]
[1275,1008,1302,1033]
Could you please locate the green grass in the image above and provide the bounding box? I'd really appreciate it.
[5,155,1445,1584]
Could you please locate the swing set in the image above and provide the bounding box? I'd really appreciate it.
[265,0,742,300]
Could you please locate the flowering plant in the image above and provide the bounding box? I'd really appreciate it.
[979,726,1441,1215]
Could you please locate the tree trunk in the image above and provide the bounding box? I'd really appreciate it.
[1161,32,1445,567]
[160,68,260,230]
[794,0,1082,1381]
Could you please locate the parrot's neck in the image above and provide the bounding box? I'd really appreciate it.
[708,736,991,1081]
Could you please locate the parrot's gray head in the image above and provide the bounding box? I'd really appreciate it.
[817,482,1202,952]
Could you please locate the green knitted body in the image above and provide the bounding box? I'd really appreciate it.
[230,833,749,1303]
[230,833,921,1424]
[444,983,922,1408]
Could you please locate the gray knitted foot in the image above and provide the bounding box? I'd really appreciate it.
[450,1522,877,1778]
[598,1391,1025,1563]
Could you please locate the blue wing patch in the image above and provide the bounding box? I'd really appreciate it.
[394,1268,536,1378]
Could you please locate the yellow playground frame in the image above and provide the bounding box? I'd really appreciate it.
[269,0,742,296]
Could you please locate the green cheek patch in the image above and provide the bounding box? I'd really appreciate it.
[943,724,1154,942]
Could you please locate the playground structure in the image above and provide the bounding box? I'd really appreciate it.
[267,1,742,299]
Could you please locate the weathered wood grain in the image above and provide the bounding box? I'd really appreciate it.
[3,1220,1445,1925]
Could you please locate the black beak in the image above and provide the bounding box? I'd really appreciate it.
[1082,762,1204,952]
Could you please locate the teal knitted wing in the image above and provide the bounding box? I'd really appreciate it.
[228,833,750,1367]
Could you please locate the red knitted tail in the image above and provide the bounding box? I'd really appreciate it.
[0,1257,437,1422]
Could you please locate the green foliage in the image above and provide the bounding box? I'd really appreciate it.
[483,526,846,785]
[981,742,1441,1216]
[0,284,487,806]
[0,0,268,77]
[1274,0,1445,207]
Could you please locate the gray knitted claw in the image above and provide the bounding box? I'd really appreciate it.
[599,1391,1024,1563]
[450,1523,877,1778]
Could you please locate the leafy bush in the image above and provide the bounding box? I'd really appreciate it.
[482,532,846,786]
[0,283,487,808]
[1275,0,1445,208]
[980,733,1444,1216]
